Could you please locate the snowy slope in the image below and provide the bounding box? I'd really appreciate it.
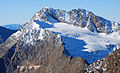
[0,24,22,30]
[33,21,120,63]
[20,22,44,45]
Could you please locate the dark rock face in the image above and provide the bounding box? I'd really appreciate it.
[0,26,16,44]
[85,49,120,73]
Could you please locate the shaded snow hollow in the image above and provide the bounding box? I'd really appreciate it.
[32,21,120,63]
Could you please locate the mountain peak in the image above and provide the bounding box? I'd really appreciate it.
[32,7,119,33]
[44,6,51,9]
[42,6,53,10]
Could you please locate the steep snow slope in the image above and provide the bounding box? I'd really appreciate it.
[34,21,120,63]
[20,22,44,45]
[0,24,22,30]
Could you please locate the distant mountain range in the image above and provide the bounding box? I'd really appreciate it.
[0,7,120,73]
[0,24,22,30]
[0,26,17,44]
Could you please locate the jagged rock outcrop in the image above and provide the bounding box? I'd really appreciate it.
[85,49,120,73]
[31,7,119,33]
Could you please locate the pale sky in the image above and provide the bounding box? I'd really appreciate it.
[0,0,120,24]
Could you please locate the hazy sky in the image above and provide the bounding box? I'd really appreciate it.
[0,0,120,24]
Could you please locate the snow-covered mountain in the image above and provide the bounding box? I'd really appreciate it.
[0,7,120,73]
[29,7,120,63]
[0,24,22,30]
[1,7,120,63]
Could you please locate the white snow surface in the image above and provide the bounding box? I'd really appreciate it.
[34,21,120,63]
[19,66,25,71]
[18,22,44,45]
[17,65,40,71]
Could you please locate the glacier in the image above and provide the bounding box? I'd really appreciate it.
[32,21,120,63]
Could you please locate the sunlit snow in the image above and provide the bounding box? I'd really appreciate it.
[35,21,120,63]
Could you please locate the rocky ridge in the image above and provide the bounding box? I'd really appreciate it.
[85,49,120,73]
[32,7,119,34]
